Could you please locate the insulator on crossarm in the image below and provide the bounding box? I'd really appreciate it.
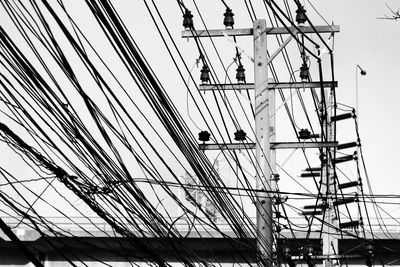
[234,129,246,141]
[296,5,307,27]
[223,8,234,29]
[198,131,210,142]
[298,128,311,139]
[298,128,319,139]
[182,9,194,30]
[299,63,309,82]
[200,65,210,84]
[271,173,280,181]
[236,64,246,84]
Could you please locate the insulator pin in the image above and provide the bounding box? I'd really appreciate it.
[331,110,355,122]
[337,141,358,150]
[339,219,362,229]
[338,181,359,189]
[333,195,358,206]
[300,172,321,177]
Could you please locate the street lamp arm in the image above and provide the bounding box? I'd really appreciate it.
[356,64,367,75]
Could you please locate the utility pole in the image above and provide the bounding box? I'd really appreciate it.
[182,14,340,265]
[253,19,273,264]
[321,86,338,267]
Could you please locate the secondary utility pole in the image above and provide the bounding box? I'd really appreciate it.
[321,86,338,267]
[183,12,339,265]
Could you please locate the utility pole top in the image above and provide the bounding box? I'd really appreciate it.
[182,25,340,38]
